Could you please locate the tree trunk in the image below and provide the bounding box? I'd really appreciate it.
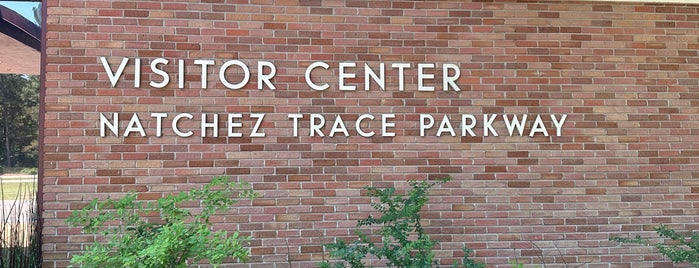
[3,108,9,167]
[0,75,10,167]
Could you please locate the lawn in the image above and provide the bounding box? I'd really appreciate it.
[0,181,36,200]
[0,166,37,200]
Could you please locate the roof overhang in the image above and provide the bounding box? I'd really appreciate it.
[0,4,40,75]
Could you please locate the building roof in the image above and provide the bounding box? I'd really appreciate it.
[0,4,40,75]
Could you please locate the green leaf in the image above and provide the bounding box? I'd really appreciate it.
[321,177,484,268]
[611,224,699,265]
[67,176,256,268]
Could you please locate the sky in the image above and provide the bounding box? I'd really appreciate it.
[0,1,40,26]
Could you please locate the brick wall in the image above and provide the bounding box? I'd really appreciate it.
[42,1,699,267]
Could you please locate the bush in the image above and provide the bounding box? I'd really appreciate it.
[611,224,699,266]
[67,176,257,268]
[19,168,37,175]
[318,177,484,268]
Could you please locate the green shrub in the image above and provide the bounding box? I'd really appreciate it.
[67,176,256,268]
[453,247,485,268]
[611,224,699,266]
[318,177,484,268]
[19,167,37,175]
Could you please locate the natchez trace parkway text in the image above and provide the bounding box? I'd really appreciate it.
[98,57,569,138]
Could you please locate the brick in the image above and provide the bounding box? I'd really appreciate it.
[43,1,699,267]
[508,181,530,188]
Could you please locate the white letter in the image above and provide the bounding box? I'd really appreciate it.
[250,113,266,137]
[220,60,250,90]
[173,113,194,137]
[339,62,356,91]
[436,115,455,137]
[483,114,498,137]
[258,61,276,90]
[288,114,303,137]
[151,113,167,137]
[382,114,395,137]
[100,57,129,87]
[365,63,385,91]
[201,113,218,138]
[227,114,243,137]
[443,63,460,91]
[194,59,214,88]
[134,58,141,88]
[417,63,435,92]
[150,58,169,88]
[310,114,325,137]
[305,62,329,91]
[391,63,410,91]
[100,113,119,137]
[461,114,476,136]
[420,114,434,137]
[123,113,146,137]
[329,115,349,137]
[551,114,567,137]
[529,115,549,137]
[503,114,527,136]
[355,114,375,137]
[177,59,185,89]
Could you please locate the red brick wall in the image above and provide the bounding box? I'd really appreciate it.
[42,1,699,267]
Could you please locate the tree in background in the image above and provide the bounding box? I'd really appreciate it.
[0,74,39,168]
[33,3,42,25]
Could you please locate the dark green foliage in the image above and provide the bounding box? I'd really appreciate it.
[611,224,699,266]
[319,177,483,268]
[0,74,39,168]
[454,248,485,268]
[67,176,257,268]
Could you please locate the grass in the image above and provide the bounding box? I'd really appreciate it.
[0,166,37,200]
[0,182,36,200]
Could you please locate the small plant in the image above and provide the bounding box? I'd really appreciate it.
[508,260,542,268]
[318,177,484,268]
[67,176,256,268]
[452,247,485,268]
[611,224,699,266]
[508,260,527,268]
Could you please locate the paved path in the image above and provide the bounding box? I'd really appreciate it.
[0,174,37,180]
[1,199,34,223]
[1,179,34,183]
